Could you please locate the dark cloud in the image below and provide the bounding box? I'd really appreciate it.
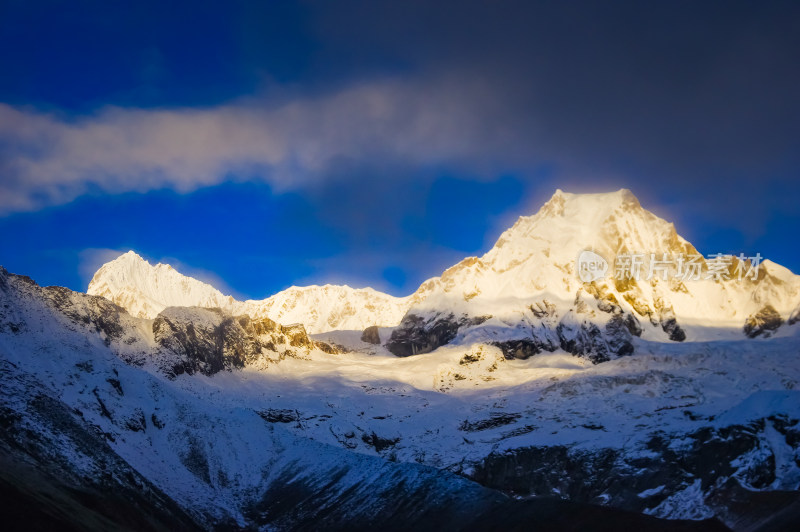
[309,0,800,175]
[301,0,800,252]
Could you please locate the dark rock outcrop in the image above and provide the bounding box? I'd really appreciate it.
[662,316,687,341]
[386,313,493,357]
[153,308,337,376]
[360,431,400,452]
[459,413,522,432]
[492,338,557,360]
[556,321,611,363]
[153,308,250,376]
[615,284,686,342]
[656,304,686,342]
[361,325,381,344]
[604,314,637,357]
[386,313,464,357]
[470,417,800,526]
[257,409,300,423]
[555,313,638,364]
[280,323,313,348]
[744,305,784,338]
[389,303,642,363]
[43,286,128,345]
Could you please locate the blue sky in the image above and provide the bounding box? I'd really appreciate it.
[1,1,798,297]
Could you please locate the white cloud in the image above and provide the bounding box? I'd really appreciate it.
[0,77,521,214]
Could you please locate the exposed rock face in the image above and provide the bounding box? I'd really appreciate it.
[360,325,381,344]
[153,308,337,376]
[654,301,686,342]
[386,313,472,357]
[744,305,784,338]
[154,308,252,376]
[470,417,800,526]
[613,284,687,342]
[280,323,312,348]
[602,314,638,356]
[492,339,554,360]
[556,320,619,364]
[0,270,153,354]
[42,286,128,345]
[389,297,644,364]
[662,316,687,342]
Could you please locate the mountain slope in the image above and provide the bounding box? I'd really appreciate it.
[4,266,799,528]
[1,266,729,531]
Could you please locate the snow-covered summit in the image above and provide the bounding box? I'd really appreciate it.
[494,188,687,260]
[88,251,238,319]
[408,190,682,304]
[253,283,412,334]
[88,251,411,333]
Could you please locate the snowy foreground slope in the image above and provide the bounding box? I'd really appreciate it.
[0,270,726,530]
[3,189,800,530]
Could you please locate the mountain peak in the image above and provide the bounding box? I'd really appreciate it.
[88,251,233,320]
[88,251,146,287]
[540,188,641,218]
[116,250,146,263]
[490,189,658,262]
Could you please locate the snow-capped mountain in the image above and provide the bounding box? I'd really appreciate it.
[387,189,800,360]
[0,269,551,529]
[91,190,800,364]
[88,252,239,319]
[6,188,800,529]
[88,251,411,333]
[427,188,800,328]
[252,283,411,334]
